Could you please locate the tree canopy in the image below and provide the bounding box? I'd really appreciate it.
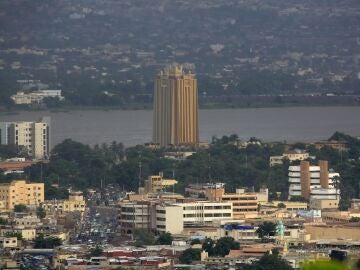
[18,132,360,207]
[256,222,277,242]
[243,253,293,270]
[156,232,173,245]
[202,237,240,257]
[34,234,62,248]
[179,248,201,264]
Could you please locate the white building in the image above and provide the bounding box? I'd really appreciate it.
[175,201,233,226]
[288,160,340,200]
[0,117,50,159]
[0,237,18,248]
[11,90,64,105]
[270,149,311,167]
[155,204,183,234]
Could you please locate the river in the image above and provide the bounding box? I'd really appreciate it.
[0,107,359,147]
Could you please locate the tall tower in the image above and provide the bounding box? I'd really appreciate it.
[153,64,199,147]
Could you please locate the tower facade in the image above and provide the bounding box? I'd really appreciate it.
[153,65,199,147]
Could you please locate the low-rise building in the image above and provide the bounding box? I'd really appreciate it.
[305,223,360,241]
[261,201,308,211]
[0,227,36,240]
[142,175,177,194]
[270,149,311,167]
[314,140,347,151]
[310,198,339,210]
[321,211,360,223]
[0,237,18,248]
[163,151,195,161]
[41,192,86,215]
[13,216,41,228]
[11,90,64,105]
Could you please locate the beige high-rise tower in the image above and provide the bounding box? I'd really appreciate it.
[153,64,199,147]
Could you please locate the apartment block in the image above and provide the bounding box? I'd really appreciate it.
[288,160,340,200]
[118,201,156,235]
[0,117,50,159]
[0,180,44,210]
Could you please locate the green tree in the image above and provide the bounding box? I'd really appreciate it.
[14,204,28,213]
[89,245,103,257]
[278,203,286,208]
[0,145,28,159]
[36,207,46,219]
[256,222,276,242]
[190,238,201,245]
[289,196,307,202]
[156,232,173,245]
[202,238,215,256]
[179,248,201,264]
[243,253,293,270]
[213,237,240,257]
[349,217,360,222]
[355,259,360,270]
[4,231,23,240]
[34,234,62,248]
[133,229,155,247]
[0,217,8,225]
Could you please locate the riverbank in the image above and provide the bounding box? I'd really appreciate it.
[1,96,360,114]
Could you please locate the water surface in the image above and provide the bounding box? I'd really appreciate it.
[1,107,359,147]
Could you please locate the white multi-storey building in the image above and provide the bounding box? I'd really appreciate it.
[11,90,64,105]
[175,201,233,226]
[119,200,234,235]
[288,160,340,200]
[0,117,50,159]
[155,204,183,234]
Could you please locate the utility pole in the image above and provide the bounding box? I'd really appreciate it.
[138,153,142,191]
[208,153,211,182]
[40,163,43,182]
